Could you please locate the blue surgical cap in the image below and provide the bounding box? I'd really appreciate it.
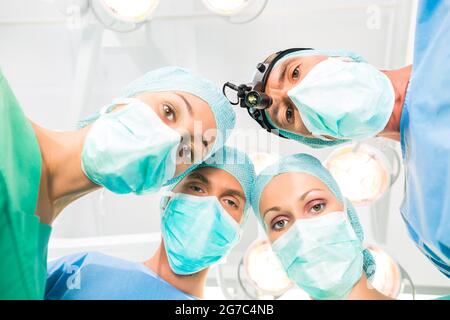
[78,66,236,184]
[169,146,256,221]
[250,153,376,279]
[266,49,366,149]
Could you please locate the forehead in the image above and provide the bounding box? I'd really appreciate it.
[265,54,328,89]
[261,172,332,202]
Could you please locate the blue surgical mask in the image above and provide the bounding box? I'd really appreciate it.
[82,98,181,195]
[160,192,241,275]
[288,57,395,140]
[271,211,363,300]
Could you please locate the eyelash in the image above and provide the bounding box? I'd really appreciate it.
[306,200,326,215]
[189,184,204,193]
[283,105,295,125]
[162,104,176,122]
[291,64,301,81]
[224,199,238,209]
[271,216,290,232]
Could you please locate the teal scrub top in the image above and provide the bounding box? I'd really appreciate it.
[400,0,450,278]
[0,69,52,299]
[45,252,198,300]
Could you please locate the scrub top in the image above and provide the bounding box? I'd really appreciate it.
[45,252,198,300]
[400,0,450,277]
[0,69,52,299]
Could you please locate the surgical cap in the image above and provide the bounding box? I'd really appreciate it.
[265,49,366,149]
[169,146,256,221]
[78,66,236,184]
[251,153,376,279]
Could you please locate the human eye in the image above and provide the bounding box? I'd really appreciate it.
[223,198,239,209]
[306,200,327,215]
[162,104,176,122]
[271,216,290,232]
[284,105,295,124]
[292,65,301,80]
[188,184,205,194]
[178,140,193,164]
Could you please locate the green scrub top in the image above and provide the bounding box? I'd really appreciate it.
[0,69,52,300]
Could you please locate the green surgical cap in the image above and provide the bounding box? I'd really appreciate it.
[250,153,375,279]
[169,146,256,221]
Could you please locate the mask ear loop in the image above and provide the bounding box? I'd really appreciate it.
[160,190,176,213]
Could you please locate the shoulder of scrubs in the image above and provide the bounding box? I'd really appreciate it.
[399,0,450,277]
[0,69,52,299]
[45,252,197,300]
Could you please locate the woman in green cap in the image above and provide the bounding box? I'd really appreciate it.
[0,67,236,299]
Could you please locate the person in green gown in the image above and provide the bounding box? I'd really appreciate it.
[0,66,235,299]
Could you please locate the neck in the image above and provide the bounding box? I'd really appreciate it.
[31,122,99,224]
[144,242,209,298]
[377,65,412,141]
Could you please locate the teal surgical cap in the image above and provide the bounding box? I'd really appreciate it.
[266,49,366,149]
[170,146,256,219]
[78,66,236,185]
[251,153,376,279]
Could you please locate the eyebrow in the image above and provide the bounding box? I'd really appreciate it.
[186,172,210,185]
[224,189,246,202]
[299,188,324,201]
[277,60,289,86]
[262,188,325,218]
[263,206,281,218]
[174,92,193,116]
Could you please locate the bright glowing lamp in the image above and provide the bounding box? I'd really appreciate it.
[242,239,293,297]
[203,0,250,16]
[324,143,394,205]
[91,0,159,32]
[366,245,404,298]
[249,152,279,175]
[99,0,159,22]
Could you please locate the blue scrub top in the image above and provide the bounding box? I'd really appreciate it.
[45,252,197,300]
[400,0,450,277]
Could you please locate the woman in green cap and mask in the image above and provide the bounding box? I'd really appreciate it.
[251,153,390,300]
[0,66,235,299]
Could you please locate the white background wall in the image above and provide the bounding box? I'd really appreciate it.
[1,0,449,293]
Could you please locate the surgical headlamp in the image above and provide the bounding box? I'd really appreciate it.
[223,47,312,137]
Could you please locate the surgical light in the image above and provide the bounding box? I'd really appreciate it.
[202,0,250,16]
[91,0,159,32]
[239,239,293,298]
[366,245,414,299]
[249,152,279,175]
[99,0,159,22]
[324,143,398,205]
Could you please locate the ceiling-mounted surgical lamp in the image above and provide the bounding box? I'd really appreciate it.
[324,143,401,205]
[202,0,250,16]
[238,239,294,299]
[366,244,415,299]
[91,0,159,32]
[203,0,269,24]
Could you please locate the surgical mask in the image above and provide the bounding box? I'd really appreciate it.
[82,98,181,195]
[160,192,241,275]
[272,211,363,300]
[288,57,395,140]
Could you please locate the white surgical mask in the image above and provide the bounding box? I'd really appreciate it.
[272,211,364,300]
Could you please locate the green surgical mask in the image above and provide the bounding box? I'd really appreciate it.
[82,98,181,195]
[271,211,363,300]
